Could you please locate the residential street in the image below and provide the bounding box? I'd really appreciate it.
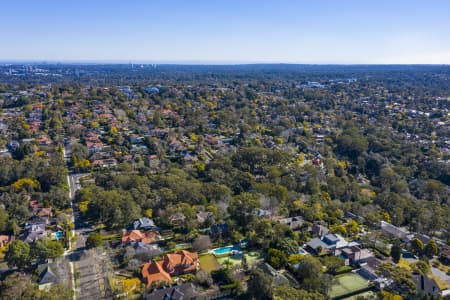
[63,141,104,300]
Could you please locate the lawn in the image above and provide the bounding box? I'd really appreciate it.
[217,251,262,268]
[341,291,378,299]
[329,273,371,299]
[199,254,221,272]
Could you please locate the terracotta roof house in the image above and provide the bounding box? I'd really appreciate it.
[161,250,199,275]
[141,250,199,288]
[122,230,161,244]
[37,207,52,218]
[142,261,172,288]
[0,235,14,247]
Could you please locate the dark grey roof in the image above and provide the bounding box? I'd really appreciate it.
[306,237,329,250]
[145,283,197,300]
[39,266,58,285]
[133,217,155,229]
[37,260,69,287]
[259,263,290,286]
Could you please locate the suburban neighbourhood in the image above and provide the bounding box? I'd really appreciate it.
[0,64,449,300]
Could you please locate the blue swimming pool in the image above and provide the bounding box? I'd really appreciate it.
[298,248,307,254]
[212,245,240,256]
[55,231,63,239]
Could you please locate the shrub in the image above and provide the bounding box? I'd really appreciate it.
[335,266,353,275]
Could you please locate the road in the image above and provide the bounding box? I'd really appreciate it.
[63,141,102,300]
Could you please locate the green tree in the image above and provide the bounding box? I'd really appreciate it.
[413,260,430,275]
[0,207,8,232]
[377,262,416,298]
[273,285,323,300]
[31,238,64,261]
[294,255,332,295]
[391,241,402,263]
[266,248,288,269]
[86,232,103,249]
[410,238,424,255]
[322,255,345,274]
[5,240,31,271]
[247,269,273,300]
[423,240,439,258]
[228,192,260,232]
[0,272,35,299]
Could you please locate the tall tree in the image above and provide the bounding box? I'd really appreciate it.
[5,240,31,271]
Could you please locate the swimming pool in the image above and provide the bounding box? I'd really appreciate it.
[54,231,63,239]
[211,245,240,256]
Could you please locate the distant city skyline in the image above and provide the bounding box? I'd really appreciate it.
[1,0,450,64]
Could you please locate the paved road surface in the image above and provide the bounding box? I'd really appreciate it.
[64,142,106,299]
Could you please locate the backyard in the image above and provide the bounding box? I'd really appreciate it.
[199,254,221,273]
[217,251,262,268]
[329,273,371,299]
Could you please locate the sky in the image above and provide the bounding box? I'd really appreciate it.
[1,0,450,64]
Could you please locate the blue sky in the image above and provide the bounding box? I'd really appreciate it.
[1,0,450,63]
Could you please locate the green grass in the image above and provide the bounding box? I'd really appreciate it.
[341,291,378,299]
[199,254,221,272]
[217,251,262,268]
[329,273,371,299]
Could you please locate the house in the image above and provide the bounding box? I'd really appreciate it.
[413,273,445,298]
[122,230,161,244]
[358,257,383,281]
[92,158,117,168]
[132,217,156,230]
[27,215,50,226]
[306,233,348,254]
[278,216,304,230]
[37,260,69,290]
[36,207,52,218]
[336,246,374,266]
[144,283,197,300]
[0,235,14,247]
[142,261,173,287]
[440,245,450,265]
[141,251,199,288]
[127,243,163,259]
[196,211,213,224]
[380,221,409,241]
[254,208,272,218]
[310,224,329,237]
[161,250,199,276]
[210,223,229,238]
[258,263,290,286]
[23,223,47,243]
[169,213,186,225]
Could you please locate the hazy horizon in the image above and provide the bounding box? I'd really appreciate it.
[2,0,450,64]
